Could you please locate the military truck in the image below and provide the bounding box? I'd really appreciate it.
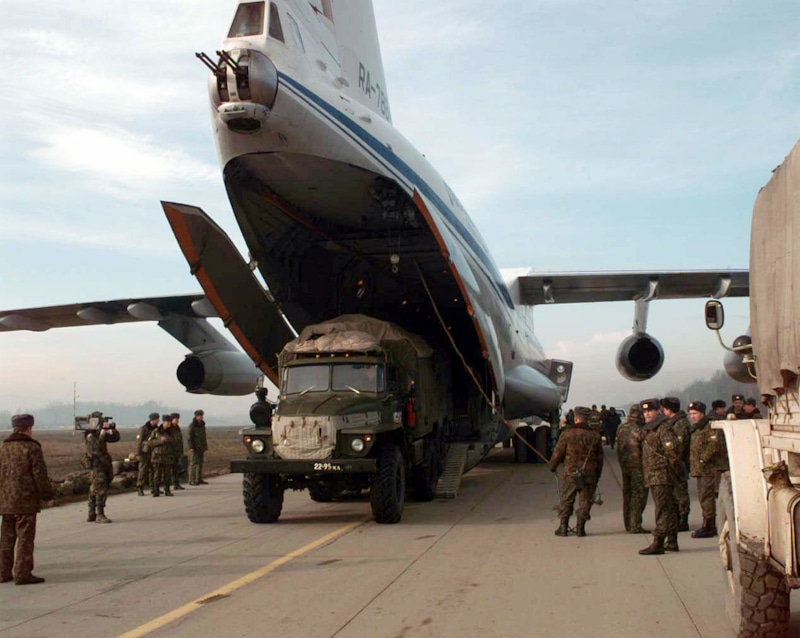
[705,138,800,638]
[230,314,450,524]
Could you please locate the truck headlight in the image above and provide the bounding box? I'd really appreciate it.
[350,438,365,452]
[251,439,265,453]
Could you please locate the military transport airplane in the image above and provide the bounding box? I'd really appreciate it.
[0,1,749,450]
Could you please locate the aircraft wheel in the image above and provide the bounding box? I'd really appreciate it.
[718,472,789,637]
[371,444,405,524]
[513,426,532,463]
[243,472,284,524]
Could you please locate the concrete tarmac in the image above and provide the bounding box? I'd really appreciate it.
[1,448,798,638]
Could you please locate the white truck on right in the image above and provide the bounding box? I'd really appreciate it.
[706,138,800,638]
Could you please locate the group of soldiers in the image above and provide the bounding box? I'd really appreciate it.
[550,394,753,554]
[83,410,210,524]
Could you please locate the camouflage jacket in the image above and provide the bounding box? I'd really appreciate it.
[642,414,681,487]
[171,424,184,457]
[188,420,208,453]
[616,418,645,471]
[85,428,120,470]
[587,411,603,434]
[667,412,691,466]
[150,427,178,464]
[548,423,604,479]
[136,422,157,457]
[0,432,54,515]
[690,415,730,474]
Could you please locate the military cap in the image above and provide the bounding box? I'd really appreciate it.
[688,401,706,413]
[162,413,172,420]
[194,409,204,416]
[149,412,159,420]
[628,404,642,418]
[170,412,180,419]
[732,394,744,402]
[712,399,726,409]
[573,406,592,420]
[640,398,660,411]
[661,397,680,412]
[745,397,757,406]
[11,414,34,430]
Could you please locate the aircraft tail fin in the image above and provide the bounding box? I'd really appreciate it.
[329,0,392,123]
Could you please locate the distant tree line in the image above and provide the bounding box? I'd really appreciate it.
[0,400,249,429]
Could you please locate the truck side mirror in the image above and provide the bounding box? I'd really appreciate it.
[705,300,725,331]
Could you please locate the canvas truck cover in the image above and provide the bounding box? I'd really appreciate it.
[280,314,433,370]
[751,138,800,397]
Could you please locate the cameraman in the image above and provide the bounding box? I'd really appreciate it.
[84,417,120,524]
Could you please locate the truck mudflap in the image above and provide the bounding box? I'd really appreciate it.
[230,458,377,474]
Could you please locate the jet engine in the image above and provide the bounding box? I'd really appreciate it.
[176,351,260,395]
[724,334,756,384]
[616,333,664,381]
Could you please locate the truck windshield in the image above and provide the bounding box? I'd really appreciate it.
[283,365,329,395]
[332,364,384,393]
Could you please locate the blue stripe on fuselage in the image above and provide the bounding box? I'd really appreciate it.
[277,73,514,309]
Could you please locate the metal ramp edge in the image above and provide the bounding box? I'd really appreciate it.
[434,443,470,499]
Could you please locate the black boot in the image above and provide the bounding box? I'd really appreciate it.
[153,487,161,497]
[576,518,587,537]
[639,536,665,555]
[664,534,679,552]
[678,514,689,532]
[554,518,569,537]
[137,486,145,496]
[692,518,717,538]
[164,487,174,496]
[87,505,96,523]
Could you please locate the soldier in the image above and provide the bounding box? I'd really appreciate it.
[726,394,747,419]
[188,409,209,486]
[170,413,185,491]
[548,406,604,537]
[616,404,650,534]
[0,414,53,585]
[150,414,176,497]
[661,397,691,532]
[711,399,727,419]
[639,399,682,555]
[136,412,159,496]
[85,417,120,523]
[743,398,763,419]
[587,405,603,435]
[604,407,622,449]
[690,400,730,538]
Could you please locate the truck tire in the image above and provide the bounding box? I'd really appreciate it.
[412,440,438,502]
[243,473,284,524]
[371,444,405,524]
[309,483,338,503]
[718,472,790,638]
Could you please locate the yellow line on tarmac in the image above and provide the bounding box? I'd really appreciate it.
[117,518,367,638]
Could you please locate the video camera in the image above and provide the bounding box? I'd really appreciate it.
[74,412,115,432]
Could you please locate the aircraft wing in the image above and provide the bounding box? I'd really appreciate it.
[0,294,213,332]
[516,270,749,305]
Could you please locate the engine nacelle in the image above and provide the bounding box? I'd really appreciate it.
[176,351,260,395]
[616,333,665,381]
[724,334,757,384]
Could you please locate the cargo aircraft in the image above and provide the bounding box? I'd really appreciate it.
[0,0,749,456]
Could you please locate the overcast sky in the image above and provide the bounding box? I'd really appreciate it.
[1,0,797,419]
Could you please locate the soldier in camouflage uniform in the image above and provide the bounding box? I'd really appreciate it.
[615,404,650,534]
[587,405,603,436]
[85,417,120,523]
[170,413,186,491]
[150,414,176,497]
[689,400,729,538]
[726,394,747,419]
[743,398,763,419]
[661,397,691,531]
[639,399,682,555]
[136,412,159,496]
[548,406,604,537]
[0,414,53,585]
[188,409,209,486]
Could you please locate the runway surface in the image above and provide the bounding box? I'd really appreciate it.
[1,447,798,638]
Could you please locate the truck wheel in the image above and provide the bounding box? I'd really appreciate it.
[718,472,790,638]
[243,473,284,524]
[371,444,405,524]
[412,441,438,502]
[309,483,338,503]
